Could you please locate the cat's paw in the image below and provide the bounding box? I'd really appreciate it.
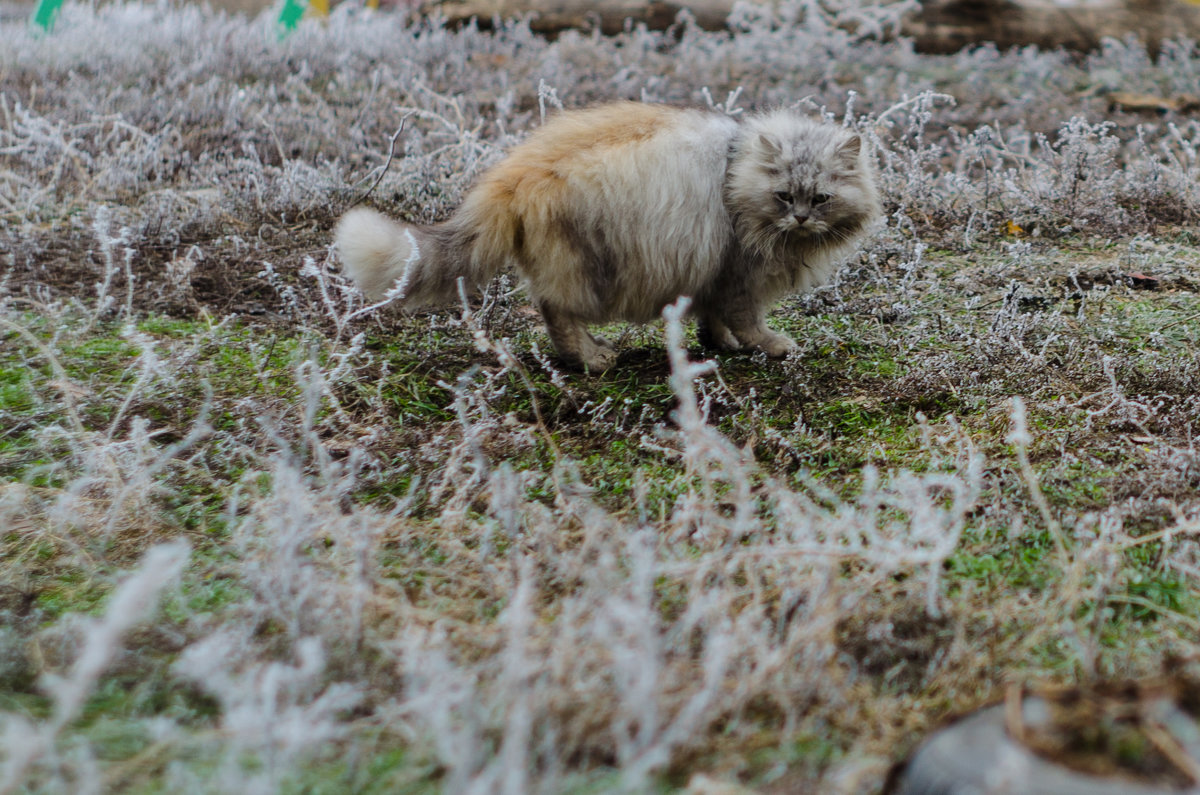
[581,346,618,373]
[754,331,799,358]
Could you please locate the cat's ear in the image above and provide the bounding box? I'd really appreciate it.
[757,133,783,156]
[835,134,862,168]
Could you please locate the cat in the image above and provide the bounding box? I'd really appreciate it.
[335,101,881,371]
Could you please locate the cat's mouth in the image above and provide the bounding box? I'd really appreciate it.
[776,216,828,236]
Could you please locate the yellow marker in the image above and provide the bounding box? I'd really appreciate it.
[309,0,328,15]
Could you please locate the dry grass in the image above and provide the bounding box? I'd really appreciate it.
[2,2,1200,792]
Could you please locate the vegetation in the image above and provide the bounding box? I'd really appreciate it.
[1,1,1199,791]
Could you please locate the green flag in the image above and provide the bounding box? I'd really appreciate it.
[276,0,306,34]
[31,0,63,32]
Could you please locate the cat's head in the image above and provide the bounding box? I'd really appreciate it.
[727,111,881,257]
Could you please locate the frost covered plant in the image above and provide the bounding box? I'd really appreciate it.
[370,302,984,792]
[728,0,919,52]
[0,543,189,795]
[1022,117,1128,232]
[3,3,1200,793]
[1,0,1197,244]
[172,634,362,795]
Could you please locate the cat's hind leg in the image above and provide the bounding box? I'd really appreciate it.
[537,302,617,372]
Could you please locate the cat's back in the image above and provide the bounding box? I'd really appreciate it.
[486,102,738,193]
[525,102,733,155]
[458,102,741,323]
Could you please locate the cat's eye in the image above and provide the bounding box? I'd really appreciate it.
[813,193,832,205]
[774,191,793,205]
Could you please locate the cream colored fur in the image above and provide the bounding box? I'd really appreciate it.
[334,102,881,371]
[335,208,419,301]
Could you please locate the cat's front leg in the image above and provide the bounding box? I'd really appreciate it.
[723,312,799,358]
[697,317,742,351]
[537,302,618,372]
[739,325,799,357]
[709,300,798,357]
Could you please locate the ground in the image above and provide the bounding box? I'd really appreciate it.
[2,3,1200,793]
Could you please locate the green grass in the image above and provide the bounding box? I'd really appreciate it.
[282,744,443,795]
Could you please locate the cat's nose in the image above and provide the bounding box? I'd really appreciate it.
[793,212,810,225]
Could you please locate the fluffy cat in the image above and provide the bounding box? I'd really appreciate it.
[335,101,881,371]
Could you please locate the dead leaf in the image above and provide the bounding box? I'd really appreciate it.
[1126,271,1161,290]
[1108,92,1200,114]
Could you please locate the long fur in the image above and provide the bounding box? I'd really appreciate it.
[335,101,882,370]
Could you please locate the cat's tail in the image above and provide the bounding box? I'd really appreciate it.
[334,206,505,306]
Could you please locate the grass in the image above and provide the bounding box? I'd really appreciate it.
[5,249,1200,789]
[3,2,1200,792]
